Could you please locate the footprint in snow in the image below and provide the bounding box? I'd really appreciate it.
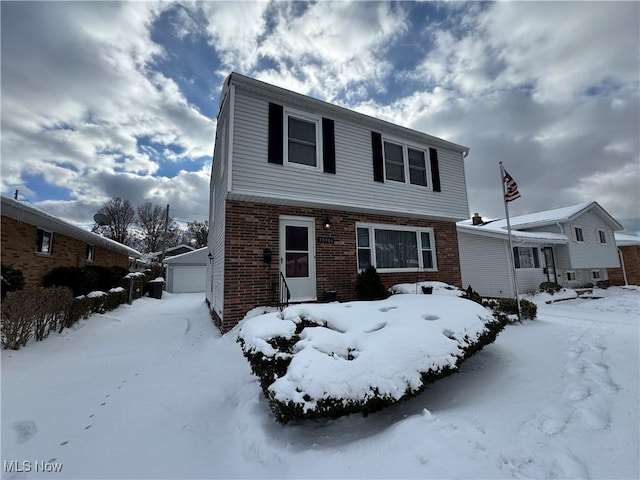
[11,420,37,444]
[378,306,397,312]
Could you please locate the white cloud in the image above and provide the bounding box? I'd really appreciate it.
[1,1,214,205]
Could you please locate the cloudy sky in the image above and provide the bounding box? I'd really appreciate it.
[1,1,639,233]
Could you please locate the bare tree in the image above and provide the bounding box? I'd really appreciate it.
[184,221,209,248]
[96,197,135,245]
[136,202,169,253]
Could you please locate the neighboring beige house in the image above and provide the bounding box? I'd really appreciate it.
[207,73,471,332]
[456,201,623,297]
[1,196,141,287]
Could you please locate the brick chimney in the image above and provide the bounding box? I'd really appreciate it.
[472,213,483,225]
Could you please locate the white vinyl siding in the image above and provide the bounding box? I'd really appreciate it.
[563,211,620,269]
[230,86,469,221]
[208,93,231,318]
[457,231,514,297]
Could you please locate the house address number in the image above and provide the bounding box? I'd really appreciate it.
[317,236,335,244]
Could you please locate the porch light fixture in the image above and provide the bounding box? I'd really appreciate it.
[323,216,331,230]
[207,252,213,264]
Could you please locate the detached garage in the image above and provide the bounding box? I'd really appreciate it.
[164,247,208,293]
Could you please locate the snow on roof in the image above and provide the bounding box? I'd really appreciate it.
[1,196,142,258]
[458,201,623,243]
[164,247,208,264]
[615,233,640,246]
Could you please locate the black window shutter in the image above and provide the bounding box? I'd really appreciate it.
[322,118,335,174]
[371,132,384,182]
[429,147,441,192]
[513,247,521,268]
[268,103,283,165]
[533,248,540,268]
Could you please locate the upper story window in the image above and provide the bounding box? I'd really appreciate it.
[383,139,428,187]
[574,226,585,242]
[36,228,53,254]
[269,102,336,174]
[372,132,442,190]
[356,223,437,272]
[287,114,319,168]
[597,228,608,245]
[86,244,95,262]
[513,247,540,269]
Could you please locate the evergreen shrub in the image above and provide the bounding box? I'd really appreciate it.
[43,265,129,296]
[1,264,24,299]
[355,267,389,300]
[239,314,506,424]
[538,281,562,294]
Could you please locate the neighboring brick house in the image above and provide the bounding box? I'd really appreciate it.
[207,73,471,332]
[1,196,141,287]
[609,233,640,286]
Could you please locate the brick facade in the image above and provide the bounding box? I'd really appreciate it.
[216,200,462,332]
[608,245,640,286]
[1,215,130,287]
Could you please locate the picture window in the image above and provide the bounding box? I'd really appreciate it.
[356,224,436,272]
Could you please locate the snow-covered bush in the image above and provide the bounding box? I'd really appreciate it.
[238,296,506,423]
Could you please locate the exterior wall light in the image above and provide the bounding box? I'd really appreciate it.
[323,217,331,230]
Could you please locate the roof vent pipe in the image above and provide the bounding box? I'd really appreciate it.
[472,213,483,225]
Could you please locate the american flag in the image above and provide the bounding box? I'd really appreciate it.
[503,169,521,202]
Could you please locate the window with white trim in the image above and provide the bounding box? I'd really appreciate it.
[86,244,95,262]
[36,228,53,254]
[383,139,429,187]
[356,224,436,272]
[597,228,608,245]
[592,270,602,280]
[285,111,321,169]
[566,271,576,281]
[574,226,585,242]
[513,247,540,269]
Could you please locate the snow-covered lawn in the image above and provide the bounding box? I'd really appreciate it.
[2,287,638,479]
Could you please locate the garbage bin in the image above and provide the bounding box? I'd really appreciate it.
[148,278,165,299]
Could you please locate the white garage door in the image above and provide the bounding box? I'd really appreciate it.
[171,265,206,293]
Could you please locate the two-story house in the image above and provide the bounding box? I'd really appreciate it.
[456,201,623,297]
[207,73,471,332]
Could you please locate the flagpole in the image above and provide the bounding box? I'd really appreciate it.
[500,161,522,321]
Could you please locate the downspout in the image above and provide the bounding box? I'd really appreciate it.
[618,248,629,286]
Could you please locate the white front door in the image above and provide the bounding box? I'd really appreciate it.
[280,216,316,302]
